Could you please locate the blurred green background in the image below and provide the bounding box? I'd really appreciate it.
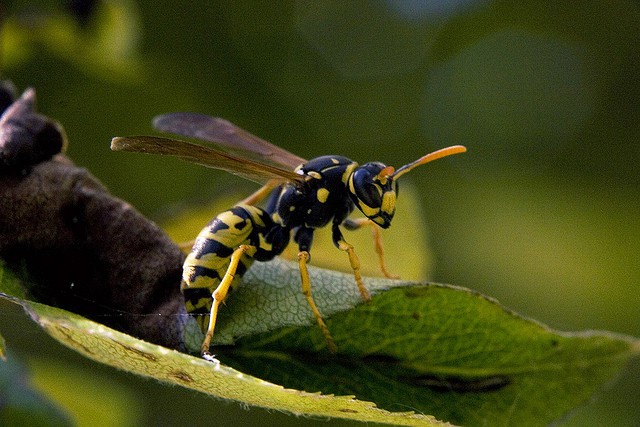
[1,0,638,425]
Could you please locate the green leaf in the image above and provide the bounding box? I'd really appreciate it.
[221,280,640,426]
[1,299,445,426]
[1,259,638,426]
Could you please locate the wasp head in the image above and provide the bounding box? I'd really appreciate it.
[348,162,398,229]
[348,145,467,229]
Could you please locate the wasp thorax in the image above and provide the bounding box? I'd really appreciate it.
[348,162,398,228]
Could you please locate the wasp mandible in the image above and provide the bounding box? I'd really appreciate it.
[111,112,466,359]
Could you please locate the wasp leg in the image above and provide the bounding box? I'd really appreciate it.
[343,218,399,279]
[240,178,282,206]
[333,222,371,302]
[338,240,371,302]
[178,239,196,254]
[298,251,337,353]
[201,244,256,358]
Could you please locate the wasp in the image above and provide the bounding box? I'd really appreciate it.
[111,113,466,359]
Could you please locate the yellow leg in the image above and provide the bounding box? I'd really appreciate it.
[298,251,337,353]
[201,244,255,358]
[346,218,398,280]
[337,239,371,302]
[178,239,196,254]
[368,222,399,280]
[241,179,281,206]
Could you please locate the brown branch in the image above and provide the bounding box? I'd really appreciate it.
[0,84,186,350]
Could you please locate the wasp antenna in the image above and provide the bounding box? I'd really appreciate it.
[393,145,466,180]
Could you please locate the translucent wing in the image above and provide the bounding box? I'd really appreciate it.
[110,135,305,185]
[153,112,306,170]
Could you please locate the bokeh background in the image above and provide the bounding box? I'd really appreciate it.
[1,0,638,425]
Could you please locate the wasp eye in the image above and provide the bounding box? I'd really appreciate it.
[351,167,383,208]
[357,182,382,207]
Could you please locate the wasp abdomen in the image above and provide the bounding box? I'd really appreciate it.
[181,204,288,331]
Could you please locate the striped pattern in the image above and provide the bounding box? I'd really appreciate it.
[181,204,274,331]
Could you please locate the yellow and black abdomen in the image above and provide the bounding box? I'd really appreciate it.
[181,204,289,331]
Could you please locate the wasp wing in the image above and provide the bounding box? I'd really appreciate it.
[153,112,306,170]
[110,135,304,185]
